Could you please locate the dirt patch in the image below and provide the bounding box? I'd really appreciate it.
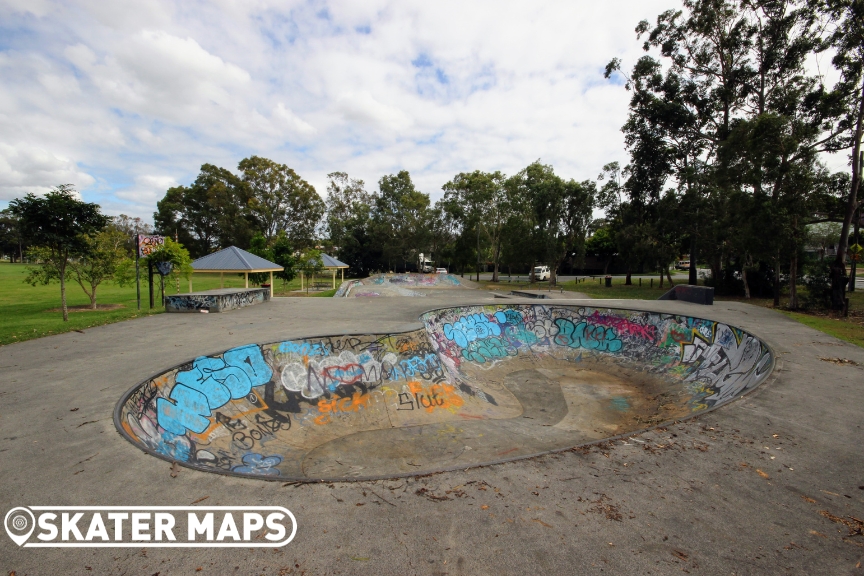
[46,304,125,313]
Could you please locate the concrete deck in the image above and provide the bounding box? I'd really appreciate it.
[1,294,863,574]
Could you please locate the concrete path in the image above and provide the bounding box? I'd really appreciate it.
[1,295,863,574]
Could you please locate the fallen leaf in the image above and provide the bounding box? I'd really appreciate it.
[170,462,180,478]
[481,505,489,510]
[190,496,209,505]
[756,469,769,479]
[672,550,688,560]
[819,357,860,366]
[809,530,827,538]
[819,510,864,536]
[802,496,816,504]
[531,518,552,528]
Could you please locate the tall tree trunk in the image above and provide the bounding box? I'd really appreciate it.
[688,236,697,285]
[59,258,68,322]
[742,254,752,300]
[836,78,864,270]
[666,267,674,287]
[773,254,781,307]
[788,254,798,310]
[659,269,664,289]
[710,263,721,290]
[492,242,501,282]
[625,268,632,285]
[90,286,98,310]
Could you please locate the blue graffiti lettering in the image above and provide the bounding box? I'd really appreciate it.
[553,319,622,353]
[443,313,502,348]
[157,344,273,435]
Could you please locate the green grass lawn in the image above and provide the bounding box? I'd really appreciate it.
[0,262,165,346]
[0,263,348,346]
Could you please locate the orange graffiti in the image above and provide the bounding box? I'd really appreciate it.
[403,381,464,413]
[314,390,373,425]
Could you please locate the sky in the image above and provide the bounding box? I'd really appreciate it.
[0,0,850,223]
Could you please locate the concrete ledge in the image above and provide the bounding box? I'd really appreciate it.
[658,284,714,305]
[510,290,549,299]
[164,287,270,313]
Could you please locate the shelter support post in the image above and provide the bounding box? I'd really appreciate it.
[270,271,273,297]
[332,269,336,289]
[245,272,248,288]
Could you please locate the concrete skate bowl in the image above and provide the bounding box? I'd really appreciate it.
[334,273,476,297]
[115,305,774,482]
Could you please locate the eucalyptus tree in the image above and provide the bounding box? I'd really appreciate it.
[239,156,324,248]
[505,162,596,285]
[440,170,508,281]
[607,0,843,300]
[371,171,432,272]
[154,164,251,257]
[325,172,372,250]
[823,0,864,278]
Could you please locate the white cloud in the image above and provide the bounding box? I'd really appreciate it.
[0,143,94,200]
[336,91,413,131]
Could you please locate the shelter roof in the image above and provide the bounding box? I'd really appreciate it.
[320,254,349,268]
[191,246,283,272]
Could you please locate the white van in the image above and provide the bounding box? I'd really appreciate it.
[533,265,551,281]
[675,260,690,271]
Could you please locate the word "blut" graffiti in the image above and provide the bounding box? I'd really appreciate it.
[396,382,464,413]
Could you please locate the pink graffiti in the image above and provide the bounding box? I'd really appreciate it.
[587,312,656,340]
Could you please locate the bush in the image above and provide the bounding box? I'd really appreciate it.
[801,258,832,310]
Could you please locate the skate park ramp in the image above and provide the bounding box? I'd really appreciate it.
[115,304,774,481]
[334,273,477,297]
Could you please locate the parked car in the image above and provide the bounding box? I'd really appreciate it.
[435,268,448,273]
[675,260,691,270]
[533,265,551,281]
